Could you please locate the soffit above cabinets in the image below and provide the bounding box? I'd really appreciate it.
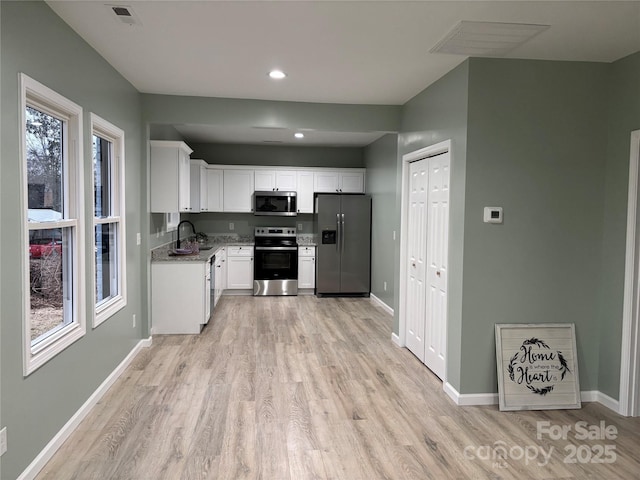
[173,124,388,147]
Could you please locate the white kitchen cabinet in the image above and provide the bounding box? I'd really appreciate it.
[150,140,193,213]
[214,248,225,306]
[339,171,365,193]
[151,261,207,334]
[313,170,365,193]
[298,246,315,290]
[206,168,224,212]
[190,160,208,212]
[255,169,297,191]
[226,245,253,289]
[205,260,212,321]
[223,169,255,212]
[296,171,314,213]
[314,171,340,193]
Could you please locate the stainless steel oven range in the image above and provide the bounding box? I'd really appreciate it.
[253,227,298,296]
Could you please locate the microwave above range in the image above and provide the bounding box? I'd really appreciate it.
[254,191,297,216]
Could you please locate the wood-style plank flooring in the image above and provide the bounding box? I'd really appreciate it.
[37,296,640,479]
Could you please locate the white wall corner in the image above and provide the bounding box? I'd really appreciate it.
[391,332,402,347]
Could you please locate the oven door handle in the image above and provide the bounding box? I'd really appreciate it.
[255,246,298,251]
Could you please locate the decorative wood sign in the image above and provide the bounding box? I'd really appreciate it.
[495,323,581,411]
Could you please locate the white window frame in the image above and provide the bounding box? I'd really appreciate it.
[90,114,127,327]
[20,73,85,376]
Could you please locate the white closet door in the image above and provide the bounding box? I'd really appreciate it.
[424,152,450,379]
[405,158,428,361]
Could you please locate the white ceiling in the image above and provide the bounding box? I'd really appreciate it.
[47,1,640,146]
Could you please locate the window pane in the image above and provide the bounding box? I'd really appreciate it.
[96,223,118,305]
[26,106,64,215]
[93,134,112,218]
[29,227,73,344]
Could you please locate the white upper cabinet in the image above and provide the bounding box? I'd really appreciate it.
[338,171,365,193]
[206,168,224,212]
[314,171,340,193]
[314,170,365,193]
[254,169,297,191]
[223,169,255,212]
[190,160,208,212]
[150,140,193,213]
[296,171,315,213]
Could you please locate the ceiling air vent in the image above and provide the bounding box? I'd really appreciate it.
[430,21,550,57]
[106,4,142,26]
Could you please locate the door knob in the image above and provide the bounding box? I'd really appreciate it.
[436,271,441,277]
[412,262,416,267]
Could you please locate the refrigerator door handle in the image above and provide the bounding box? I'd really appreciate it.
[336,213,341,252]
[341,213,345,254]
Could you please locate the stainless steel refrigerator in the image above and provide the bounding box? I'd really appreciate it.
[315,194,371,296]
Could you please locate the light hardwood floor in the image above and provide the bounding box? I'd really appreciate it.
[37,296,640,479]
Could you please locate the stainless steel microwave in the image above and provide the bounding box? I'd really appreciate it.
[254,191,297,216]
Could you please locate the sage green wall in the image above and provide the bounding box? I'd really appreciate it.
[397,61,469,392]
[598,52,640,399]
[142,94,401,133]
[364,134,398,308]
[1,2,144,478]
[150,123,184,141]
[461,58,609,394]
[191,142,364,168]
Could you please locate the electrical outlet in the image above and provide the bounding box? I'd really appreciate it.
[393,231,396,241]
[136,232,141,245]
[384,281,387,291]
[156,228,160,238]
[229,222,234,231]
[1,427,7,456]
[298,223,303,231]
[132,314,136,328]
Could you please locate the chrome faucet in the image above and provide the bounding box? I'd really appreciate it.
[176,220,196,249]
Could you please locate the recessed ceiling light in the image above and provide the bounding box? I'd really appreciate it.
[294,132,304,139]
[269,70,287,80]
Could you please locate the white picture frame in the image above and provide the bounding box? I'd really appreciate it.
[495,323,581,411]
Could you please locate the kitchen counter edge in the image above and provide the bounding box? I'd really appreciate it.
[151,241,254,263]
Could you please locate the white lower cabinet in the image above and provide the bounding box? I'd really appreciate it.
[298,246,315,290]
[152,261,208,334]
[226,246,254,289]
[214,247,225,305]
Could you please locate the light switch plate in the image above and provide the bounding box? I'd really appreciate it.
[484,207,503,224]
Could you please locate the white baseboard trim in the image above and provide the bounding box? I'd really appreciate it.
[444,382,499,406]
[370,293,394,316]
[391,332,403,347]
[443,383,621,413]
[18,337,153,480]
[581,390,620,413]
